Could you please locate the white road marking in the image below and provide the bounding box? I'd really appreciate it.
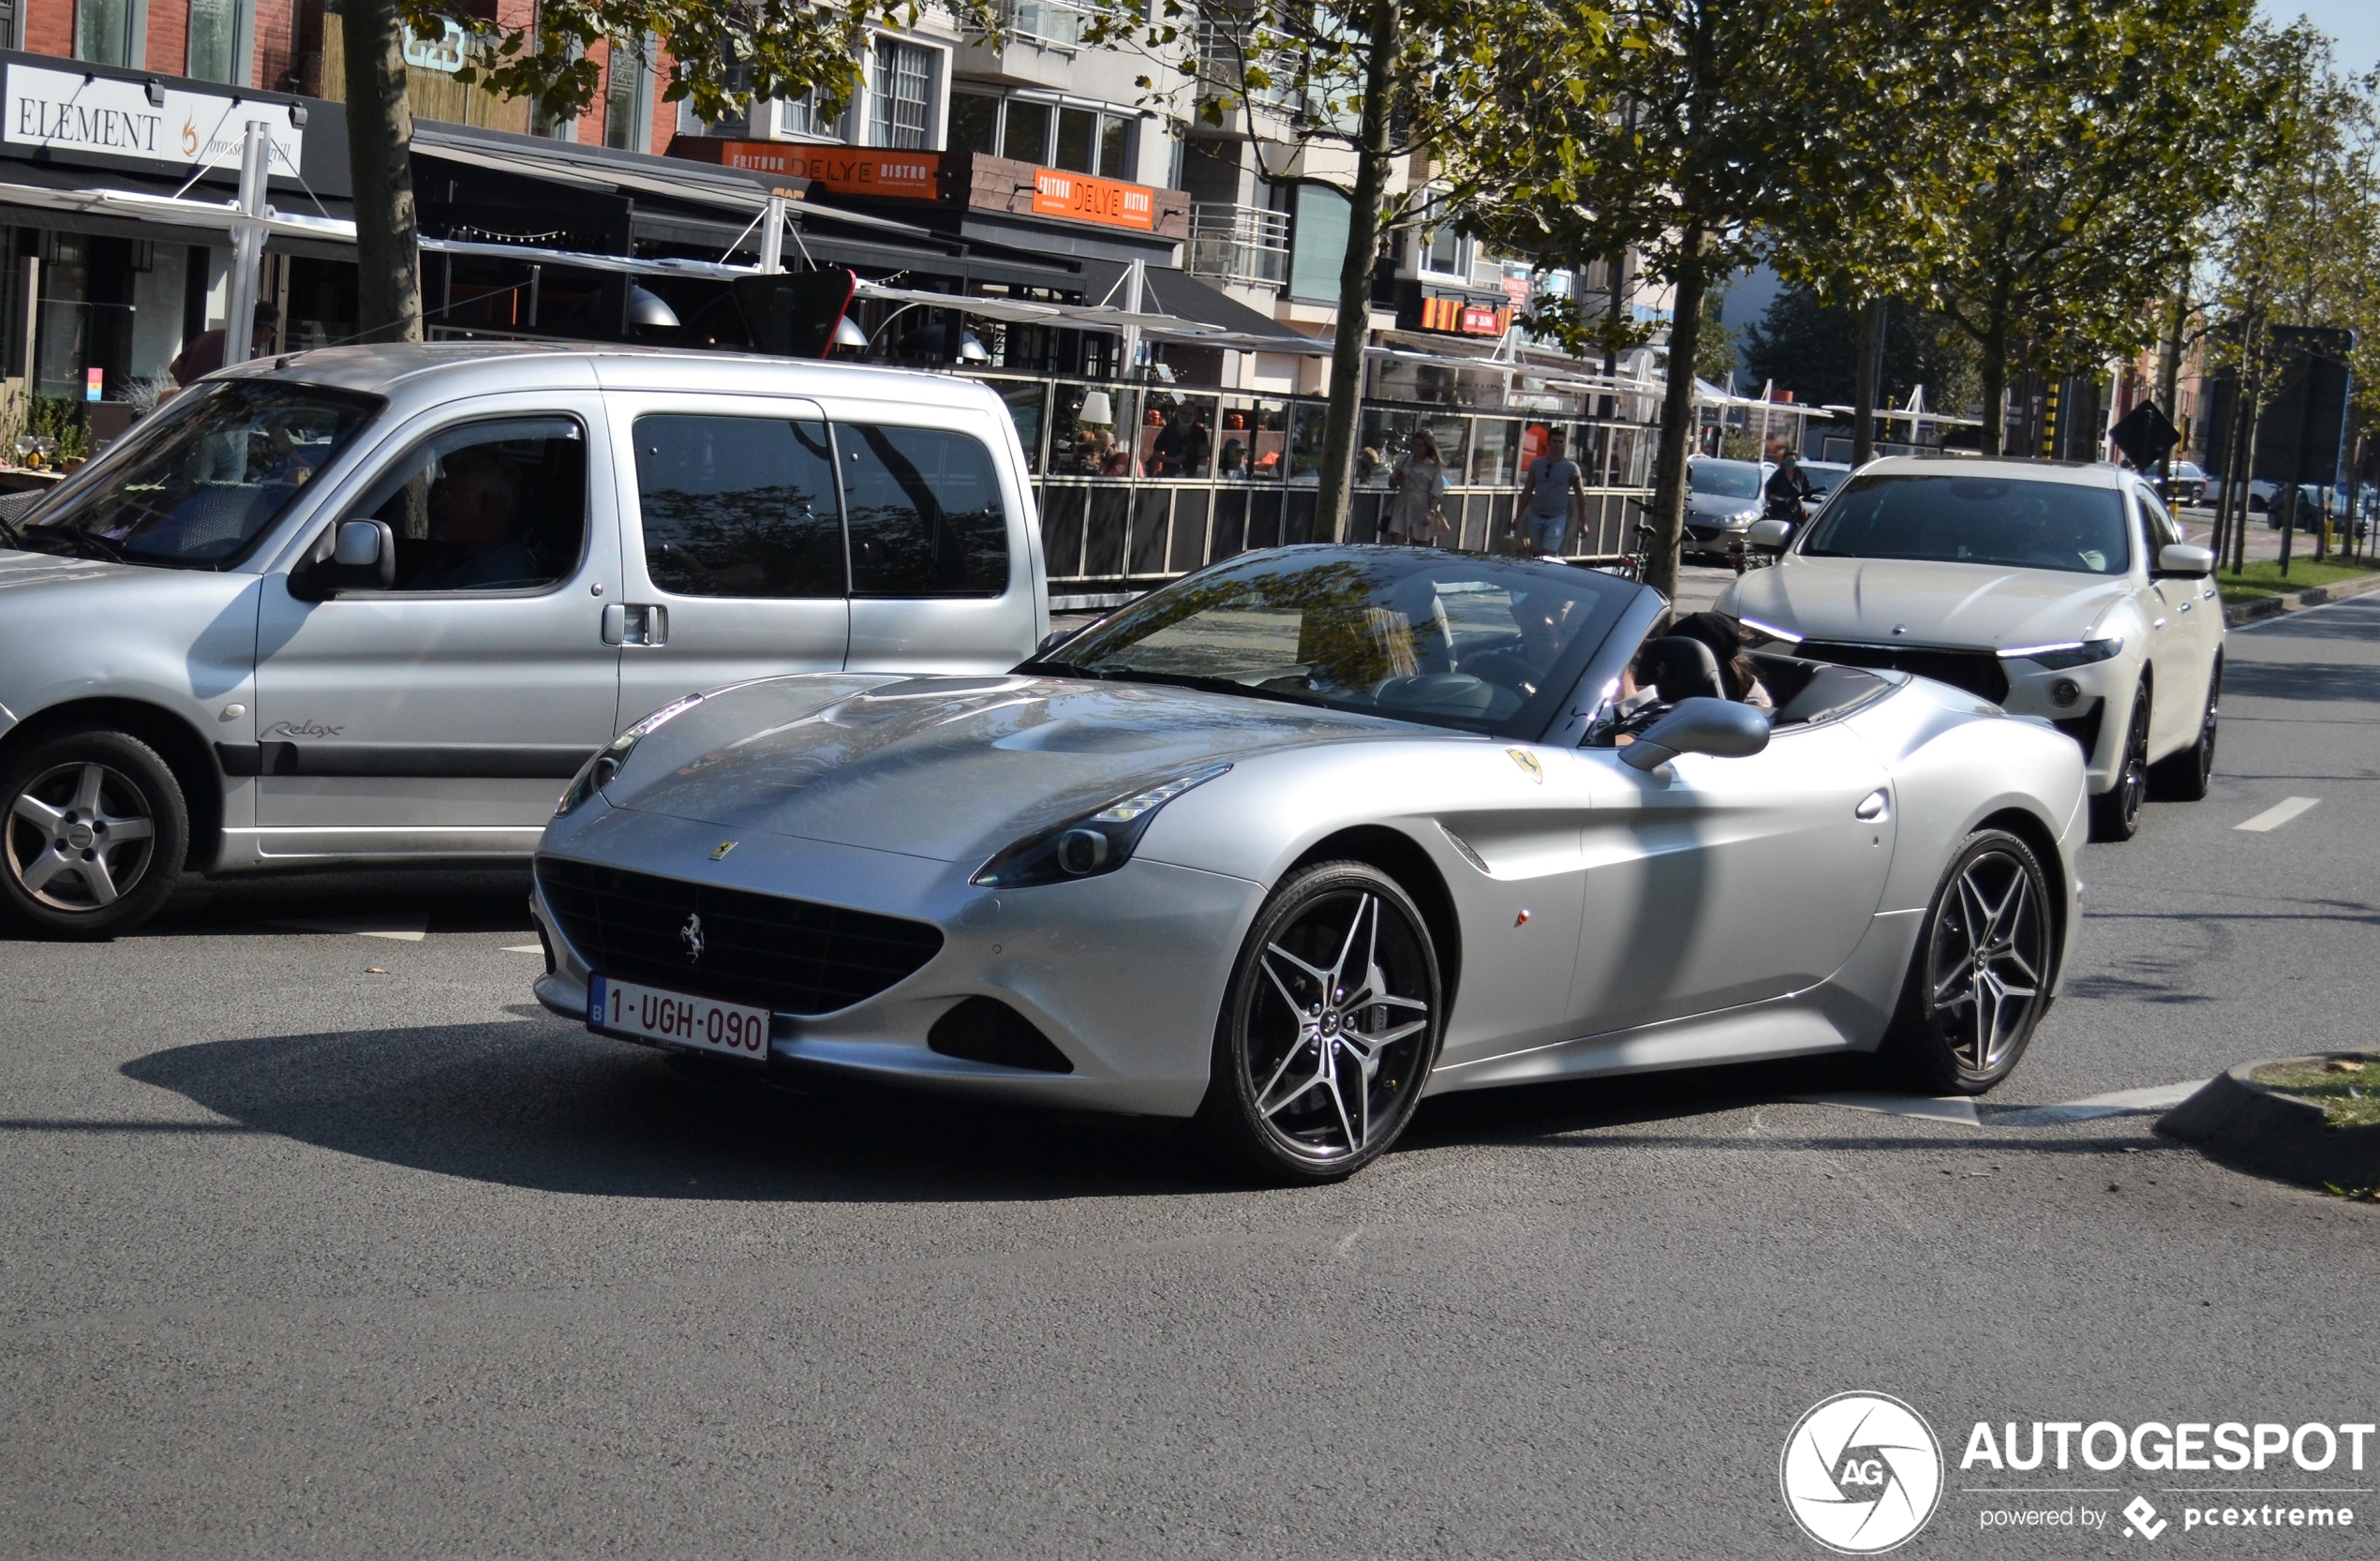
[2236,796,2319,832]
[261,915,429,942]
[501,944,544,954]
[1791,1093,1982,1125]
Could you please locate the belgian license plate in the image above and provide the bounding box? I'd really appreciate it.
[588,974,770,1063]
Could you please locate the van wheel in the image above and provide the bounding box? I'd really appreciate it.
[0,729,188,940]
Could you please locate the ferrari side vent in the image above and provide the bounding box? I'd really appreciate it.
[929,998,1074,1073]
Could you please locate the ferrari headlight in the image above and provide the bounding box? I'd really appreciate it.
[556,692,705,818]
[971,764,1231,889]
[2000,636,2125,670]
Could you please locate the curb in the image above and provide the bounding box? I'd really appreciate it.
[2223,570,2380,627]
[2157,1059,2380,1192]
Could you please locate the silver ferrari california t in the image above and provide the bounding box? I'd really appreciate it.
[529,545,2089,1181]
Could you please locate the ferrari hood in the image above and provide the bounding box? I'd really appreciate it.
[599,673,1408,863]
[1733,556,2131,649]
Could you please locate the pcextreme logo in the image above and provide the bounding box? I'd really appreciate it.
[1781,1392,1945,1554]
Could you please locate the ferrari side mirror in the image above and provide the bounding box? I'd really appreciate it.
[1622,697,1773,771]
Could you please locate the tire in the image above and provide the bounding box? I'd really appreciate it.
[2149,658,2220,802]
[1196,861,1443,1183]
[2088,679,2150,841]
[0,727,188,940]
[1878,828,2054,1094]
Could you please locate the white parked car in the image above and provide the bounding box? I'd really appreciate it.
[1718,456,2222,841]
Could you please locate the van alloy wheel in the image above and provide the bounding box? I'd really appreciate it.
[0,728,188,940]
[7,761,159,912]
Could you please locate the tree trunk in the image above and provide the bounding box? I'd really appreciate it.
[2154,286,2186,485]
[1851,297,1883,466]
[1978,322,2008,459]
[1644,226,1707,603]
[1314,0,1396,543]
[343,0,424,342]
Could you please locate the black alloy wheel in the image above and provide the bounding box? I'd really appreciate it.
[2149,660,2220,802]
[0,727,189,940]
[1197,862,1442,1183]
[1882,828,2054,1094]
[2088,679,2151,841]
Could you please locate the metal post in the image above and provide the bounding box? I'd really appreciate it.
[1121,257,1145,381]
[222,120,271,368]
[758,195,787,275]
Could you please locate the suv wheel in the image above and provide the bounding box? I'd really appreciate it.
[0,729,188,940]
[2149,661,2219,802]
[2088,680,2150,841]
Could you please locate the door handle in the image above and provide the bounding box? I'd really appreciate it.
[2152,616,2168,630]
[2179,600,2193,612]
[1855,788,1889,821]
[601,603,669,647]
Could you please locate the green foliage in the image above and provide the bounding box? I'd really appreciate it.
[1694,282,1735,387]
[1742,287,1980,419]
[26,394,88,463]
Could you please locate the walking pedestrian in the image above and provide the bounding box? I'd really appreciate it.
[1520,429,1586,557]
[1385,431,1450,546]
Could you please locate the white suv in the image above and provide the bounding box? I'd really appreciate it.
[0,345,1049,938]
[1719,455,2223,841]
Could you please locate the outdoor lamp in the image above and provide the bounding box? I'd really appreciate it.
[626,287,680,331]
[833,316,870,350]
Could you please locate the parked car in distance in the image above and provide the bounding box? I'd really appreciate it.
[0,344,1049,940]
[1797,460,1853,512]
[1684,456,1774,560]
[2153,460,2207,506]
[1718,455,2223,843]
[532,544,2088,1182]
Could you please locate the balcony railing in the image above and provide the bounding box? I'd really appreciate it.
[1187,202,1291,289]
[996,0,1092,47]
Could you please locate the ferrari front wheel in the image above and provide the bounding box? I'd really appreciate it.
[1880,829,2053,1094]
[1197,862,1443,1183]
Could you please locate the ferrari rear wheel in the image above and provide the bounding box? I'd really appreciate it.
[2088,678,2150,841]
[1880,828,2053,1094]
[1197,862,1442,1183]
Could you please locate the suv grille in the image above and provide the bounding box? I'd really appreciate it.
[537,857,944,1015]
[1795,641,2009,704]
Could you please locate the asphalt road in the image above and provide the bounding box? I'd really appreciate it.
[4,601,2378,1558]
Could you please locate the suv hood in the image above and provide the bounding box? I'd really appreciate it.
[1733,556,2131,648]
[599,673,1411,864]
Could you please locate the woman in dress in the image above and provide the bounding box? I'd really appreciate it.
[1384,430,1450,546]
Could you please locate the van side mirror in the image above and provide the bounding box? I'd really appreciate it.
[1622,696,1773,771]
[1747,518,1793,550]
[2156,543,2214,578]
[290,519,395,600]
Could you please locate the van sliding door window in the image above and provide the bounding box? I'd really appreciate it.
[838,424,1010,597]
[633,415,844,597]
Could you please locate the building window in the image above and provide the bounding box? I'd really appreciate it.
[948,91,1000,154]
[603,36,655,151]
[1000,97,1050,162]
[960,92,1133,173]
[186,0,248,83]
[1288,185,1350,303]
[74,0,135,66]
[1420,194,1469,279]
[870,37,933,150]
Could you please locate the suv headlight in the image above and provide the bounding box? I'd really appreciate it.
[971,765,1231,888]
[555,692,705,817]
[2000,637,2125,671]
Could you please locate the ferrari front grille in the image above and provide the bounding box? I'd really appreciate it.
[536,857,943,1015]
[1794,641,2010,705]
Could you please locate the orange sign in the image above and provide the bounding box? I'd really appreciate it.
[698,141,944,199]
[1030,168,1156,231]
[1418,296,1510,336]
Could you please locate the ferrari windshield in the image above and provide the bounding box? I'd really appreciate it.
[10,379,381,570]
[1033,547,1636,737]
[1802,472,2131,575]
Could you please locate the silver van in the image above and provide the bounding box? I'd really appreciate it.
[0,345,1049,938]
